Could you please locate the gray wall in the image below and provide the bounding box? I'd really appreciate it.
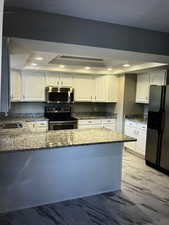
[123,74,144,115]
[3,7,169,55]
[0,143,122,213]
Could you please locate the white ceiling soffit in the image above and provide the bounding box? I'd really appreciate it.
[10,38,169,74]
[10,54,30,69]
[5,0,169,33]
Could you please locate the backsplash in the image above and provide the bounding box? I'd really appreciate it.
[5,102,116,118]
[72,102,116,114]
[9,102,45,114]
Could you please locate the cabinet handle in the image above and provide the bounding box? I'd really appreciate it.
[95,96,96,100]
[61,81,63,85]
[57,81,59,86]
[91,96,92,101]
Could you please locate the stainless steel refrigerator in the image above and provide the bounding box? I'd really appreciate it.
[145,85,169,175]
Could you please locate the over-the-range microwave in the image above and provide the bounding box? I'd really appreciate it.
[45,86,74,104]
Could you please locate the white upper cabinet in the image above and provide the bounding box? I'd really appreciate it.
[136,70,167,104]
[149,70,166,86]
[59,72,73,87]
[22,71,46,101]
[10,70,22,102]
[73,75,117,103]
[104,76,118,102]
[73,74,95,102]
[95,76,106,102]
[46,72,73,87]
[136,73,150,104]
[10,70,118,103]
[46,71,59,86]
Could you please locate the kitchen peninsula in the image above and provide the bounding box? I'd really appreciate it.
[0,128,135,213]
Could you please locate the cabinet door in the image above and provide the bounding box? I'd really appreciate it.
[0,0,4,10]
[136,73,150,103]
[10,70,22,102]
[73,75,95,102]
[59,72,73,87]
[109,75,118,102]
[95,76,106,102]
[78,124,102,129]
[149,70,166,86]
[124,120,136,150]
[104,76,118,102]
[22,71,46,101]
[46,71,59,86]
[135,124,147,156]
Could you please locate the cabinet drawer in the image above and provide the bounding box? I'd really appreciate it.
[78,124,102,129]
[26,121,48,132]
[125,120,136,128]
[78,119,102,125]
[102,119,116,124]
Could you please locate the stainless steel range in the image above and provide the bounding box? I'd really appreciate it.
[45,105,77,130]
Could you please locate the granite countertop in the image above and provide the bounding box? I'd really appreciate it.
[0,117,49,124]
[0,128,136,153]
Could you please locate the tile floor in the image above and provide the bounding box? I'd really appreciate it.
[0,151,169,225]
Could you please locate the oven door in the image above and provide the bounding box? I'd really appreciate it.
[49,121,77,130]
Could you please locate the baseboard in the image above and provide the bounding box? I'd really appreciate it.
[125,147,144,159]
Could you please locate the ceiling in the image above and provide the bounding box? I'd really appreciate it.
[10,38,169,75]
[5,0,169,33]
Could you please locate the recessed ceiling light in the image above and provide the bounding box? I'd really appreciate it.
[59,65,65,68]
[35,57,43,60]
[31,63,37,66]
[85,66,91,70]
[107,68,112,71]
[123,64,130,67]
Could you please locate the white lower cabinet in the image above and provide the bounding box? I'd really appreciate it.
[78,118,116,130]
[124,120,137,150]
[135,123,147,155]
[78,124,103,129]
[102,119,116,131]
[26,120,48,132]
[124,119,147,156]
